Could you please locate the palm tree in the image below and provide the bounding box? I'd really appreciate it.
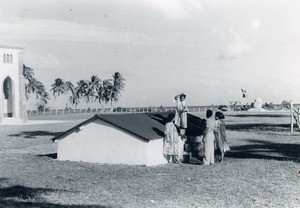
[25,77,46,99]
[113,72,125,91]
[89,75,101,92]
[65,81,74,92]
[76,80,89,102]
[23,65,49,105]
[50,78,67,99]
[95,84,104,107]
[84,75,101,103]
[39,91,50,105]
[68,87,80,108]
[94,73,125,107]
[62,81,80,108]
[95,79,112,108]
[103,79,114,105]
[23,64,35,81]
[111,72,125,105]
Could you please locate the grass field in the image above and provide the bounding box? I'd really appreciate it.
[0,112,299,208]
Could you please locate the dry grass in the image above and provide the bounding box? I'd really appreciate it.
[0,112,299,208]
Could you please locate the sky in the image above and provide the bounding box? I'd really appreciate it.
[1,0,300,109]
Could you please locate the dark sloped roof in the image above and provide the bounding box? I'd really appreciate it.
[52,112,206,142]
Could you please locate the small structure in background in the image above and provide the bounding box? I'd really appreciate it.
[218,105,228,112]
[229,101,242,111]
[0,45,27,124]
[263,102,275,110]
[52,112,205,166]
[248,98,266,112]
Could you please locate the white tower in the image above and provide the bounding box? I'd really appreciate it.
[0,45,27,124]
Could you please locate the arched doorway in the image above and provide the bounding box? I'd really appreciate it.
[3,77,13,117]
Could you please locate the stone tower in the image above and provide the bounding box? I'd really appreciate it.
[0,45,27,124]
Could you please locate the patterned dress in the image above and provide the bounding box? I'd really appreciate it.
[215,119,230,152]
[163,122,180,156]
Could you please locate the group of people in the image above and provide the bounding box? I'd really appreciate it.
[163,93,230,165]
[203,109,230,165]
[163,93,188,163]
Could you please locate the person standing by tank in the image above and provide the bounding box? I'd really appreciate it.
[178,93,188,136]
[214,111,230,162]
[163,115,181,163]
[202,109,216,165]
[173,95,181,128]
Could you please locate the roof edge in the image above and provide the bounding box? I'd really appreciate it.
[51,114,150,142]
[51,114,99,141]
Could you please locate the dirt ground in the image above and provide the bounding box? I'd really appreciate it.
[0,112,299,208]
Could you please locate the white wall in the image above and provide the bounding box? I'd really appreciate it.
[0,47,23,120]
[58,120,167,166]
[146,139,167,166]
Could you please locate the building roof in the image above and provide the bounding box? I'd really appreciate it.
[52,112,206,142]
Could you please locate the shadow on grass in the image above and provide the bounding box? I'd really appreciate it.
[8,131,63,139]
[228,114,289,118]
[226,139,300,163]
[226,123,293,133]
[0,184,109,208]
[0,178,9,183]
[38,153,57,159]
[0,201,110,208]
[0,185,55,200]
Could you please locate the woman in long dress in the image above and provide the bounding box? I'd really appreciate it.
[202,110,216,165]
[214,111,230,162]
[174,95,181,128]
[178,93,188,136]
[164,117,181,163]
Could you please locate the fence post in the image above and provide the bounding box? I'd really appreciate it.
[297,106,300,130]
[290,100,293,132]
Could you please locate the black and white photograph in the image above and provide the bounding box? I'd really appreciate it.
[0,0,299,207]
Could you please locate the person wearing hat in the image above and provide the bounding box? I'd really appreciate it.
[214,111,230,162]
[178,93,188,136]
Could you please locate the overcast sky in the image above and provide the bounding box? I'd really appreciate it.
[1,0,300,108]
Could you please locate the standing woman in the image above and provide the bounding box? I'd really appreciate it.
[203,110,216,165]
[215,111,230,162]
[174,95,181,128]
[163,115,181,163]
[179,93,188,136]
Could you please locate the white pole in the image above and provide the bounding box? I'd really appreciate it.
[290,100,293,132]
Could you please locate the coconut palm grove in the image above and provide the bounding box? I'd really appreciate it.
[23,64,125,111]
